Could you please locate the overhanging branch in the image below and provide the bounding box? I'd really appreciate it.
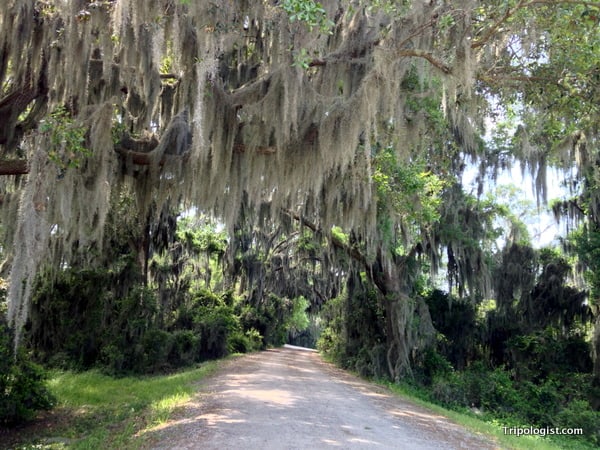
[0,159,28,175]
[280,208,367,266]
[309,49,451,74]
[472,0,599,50]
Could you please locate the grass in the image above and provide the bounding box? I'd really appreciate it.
[380,380,597,450]
[4,361,221,450]
[317,352,595,450]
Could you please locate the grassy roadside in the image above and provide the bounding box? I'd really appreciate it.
[379,380,597,450]
[317,351,595,450]
[1,360,222,450]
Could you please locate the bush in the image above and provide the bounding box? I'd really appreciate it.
[237,293,293,347]
[418,347,453,385]
[168,330,201,367]
[194,304,239,359]
[554,400,600,444]
[139,329,173,373]
[227,332,250,353]
[0,318,55,425]
[244,328,264,351]
[228,328,263,354]
[99,344,126,375]
[427,364,522,415]
[316,326,345,364]
[430,372,466,407]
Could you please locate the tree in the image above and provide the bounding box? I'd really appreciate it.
[1,0,600,381]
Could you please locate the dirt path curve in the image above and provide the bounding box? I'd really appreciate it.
[145,346,502,449]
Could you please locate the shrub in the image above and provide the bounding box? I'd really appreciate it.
[99,344,126,375]
[227,331,250,353]
[168,330,200,367]
[418,347,453,385]
[430,372,466,407]
[244,328,263,351]
[227,328,263,354]
[194,304,239,359]
[237,294,292,347]
[316,326,345,364]
[0,318,55,425]
[139,329,173,373]
[555,400,600,444]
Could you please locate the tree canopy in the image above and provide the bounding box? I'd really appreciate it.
[1,0,600,390]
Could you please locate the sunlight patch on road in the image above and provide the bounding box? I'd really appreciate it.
[138,412,246,436]
[195,412,247,426]
[387,408,447,422]
[222,388,298,406]
[348,437,380,445]
[359,391,390,399]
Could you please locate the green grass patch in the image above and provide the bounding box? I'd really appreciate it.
[8,360,221,449]
[381,380,597,450]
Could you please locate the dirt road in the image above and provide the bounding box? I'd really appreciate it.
[146,346,501,449]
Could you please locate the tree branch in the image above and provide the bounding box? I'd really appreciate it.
[477,73,557,85]
[0,139,282,177]
[472,0,600,50]
[471,0,527,50]
[396,50,452,74]
[309,49,451,74]
[280,208,368,266]
[0,159,28,175]
[233,143,277,155]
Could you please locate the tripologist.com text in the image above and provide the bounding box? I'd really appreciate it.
[503,426,584,437]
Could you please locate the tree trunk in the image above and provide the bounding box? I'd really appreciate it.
[593,315,600,396]
[369,249,435,381]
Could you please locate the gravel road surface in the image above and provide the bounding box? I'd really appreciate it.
[146,345,502,449]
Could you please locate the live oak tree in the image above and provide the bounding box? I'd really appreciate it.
[1,0,600,381]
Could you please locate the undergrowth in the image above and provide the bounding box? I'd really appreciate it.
[381,379,598,450]
[2,360,222,449]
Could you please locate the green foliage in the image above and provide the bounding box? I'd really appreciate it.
[0,316,55,425]
[228,328,263,354]
[281,0,334,33]
[330,226,349,245]
[415,255,597,447]
[177,218,227,256]
[291,47,313,70]
[237,293,297,347]
[372,145,444,233]
[191,292,239,359]
[423,363,599,445]
[555,400,600,445]
[508,328,592,380]
[366,0,410,16]
[419,347,453,385]
[317,293,346,364]
[571,224,600,307]
[27,263,266,375]
[167,330,200,367]
[39,106,90,171]
[287,296,310,333]
[318,275,387,377]
[424,289,479,370]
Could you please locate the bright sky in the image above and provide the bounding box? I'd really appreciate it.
[462,161,567,249]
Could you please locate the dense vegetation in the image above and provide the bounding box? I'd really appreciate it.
[1,0,600,447]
